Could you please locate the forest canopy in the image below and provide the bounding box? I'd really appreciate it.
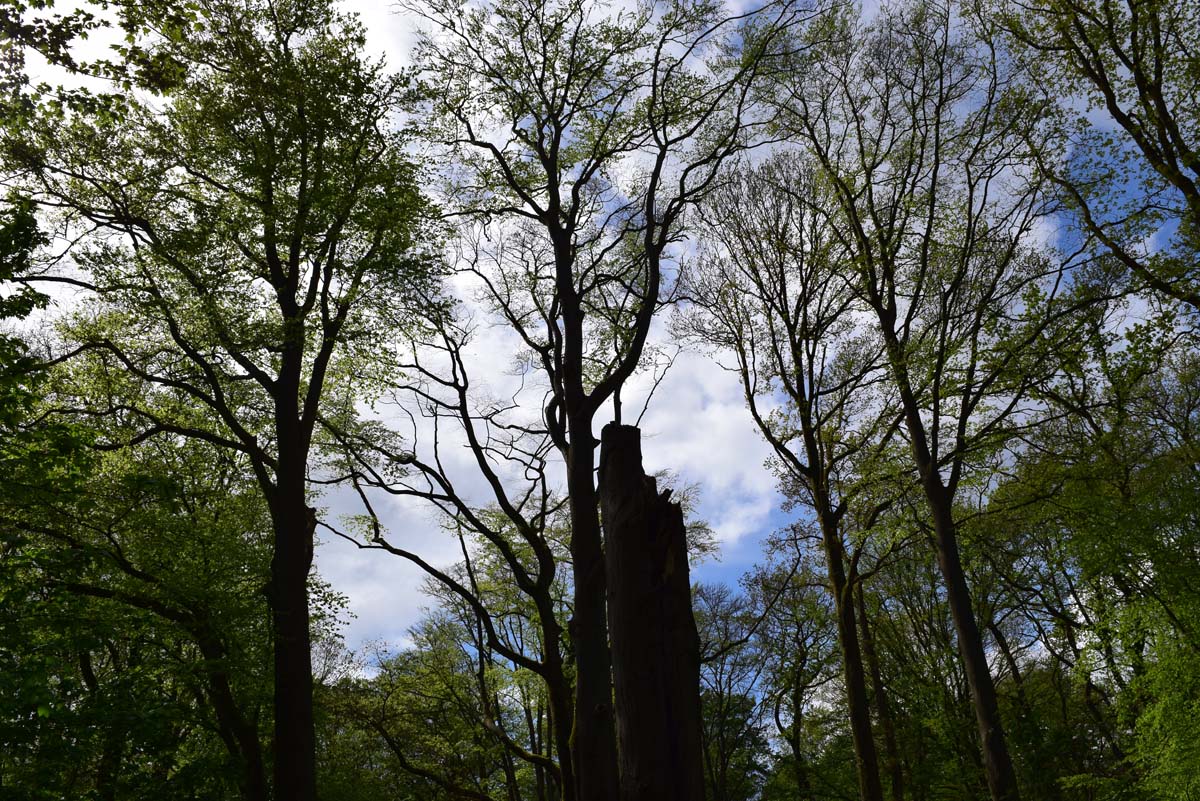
[1,0,1197,800]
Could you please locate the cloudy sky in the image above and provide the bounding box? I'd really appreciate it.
[19,0,816,653]
[317,339,787,651]
[313,0,1145,655]
[313,0,791,652]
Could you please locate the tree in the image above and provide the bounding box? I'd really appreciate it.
[745,552,839,801]
[694,584,771,801]
[1000,0,1200,312]
[985,301,1200,798]
[4,2,1198,799]
[600,423,705,801]
[764,1,1099,797]
[0,212,287,796]
[352,0,816,796]
[320,547,573,801]
[1,2,436,796]
[684,152,906,801]
[328,305,583,800]
[1,435,276,800]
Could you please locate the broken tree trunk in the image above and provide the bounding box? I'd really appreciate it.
[599,423,705,801]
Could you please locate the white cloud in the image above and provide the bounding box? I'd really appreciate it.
[315,485,467,651]
[340,0,420,68]
[316,309,785,651]
[632,345,780,547]
[313,0,787,651]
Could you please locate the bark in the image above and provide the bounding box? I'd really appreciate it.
[598,424,705,801]
[988,620,1027,713]
[500,744,520,801]
[267,331,318,801]
[538,614,576,801]
[268,487,317,801]
[525,699,547,801]
[194,631,268,801]
[777,687,812,801]
[883,328,1022,801]
[856,585,903,801]
[566,425,620,801]
[925,479,1020,801]
[820,525,884,801]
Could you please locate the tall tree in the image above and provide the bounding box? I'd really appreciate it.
[767,1,1093,797]
[328,304,582,800]
[746,549,839,801]
[1,2,435,797]
[694,584,771,801]
[684,153,904,801]
[985,301,1200,797]
[1,434,277,801]
[388,0,814,796]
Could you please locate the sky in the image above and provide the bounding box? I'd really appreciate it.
[315,304,789,651]
[316,0,792,652]
[12,0,798,654]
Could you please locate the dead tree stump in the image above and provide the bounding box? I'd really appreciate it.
[598,423,705,801]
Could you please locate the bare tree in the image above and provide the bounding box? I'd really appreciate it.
[388,0,821,797]
[324,302,579,800]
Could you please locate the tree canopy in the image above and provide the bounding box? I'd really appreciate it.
[2,0,1198,799]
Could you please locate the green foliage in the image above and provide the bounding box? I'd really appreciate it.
[0,431,274,798]
[2,0,1200,800]
[320,608,555,801]
[3,0,439,467]
[998,0,1200,309]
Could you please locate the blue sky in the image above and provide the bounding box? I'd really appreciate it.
[306,0,802,652]
[315,336,791,651]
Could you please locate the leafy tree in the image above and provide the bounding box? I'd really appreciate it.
[763,1,1103,796]
[1,1,436,797]
[3,2,1199,801]
[999,0,1200,311]
[748,553,839,801]
[684,152,909,801]
[321,556,570,801]
[1,435,275,800]
[695,584,771,801]
[985,303,1200,799]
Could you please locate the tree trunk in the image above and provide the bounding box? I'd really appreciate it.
[566,422,620,801]
[195,630,268,801]
[925,480,1021,801]
[821,525,884,801]
[268,334,318,801]
[789,698,812,800]
[856,585,903,801]
[884,328,1022,801]
[598,424,705,801]
[268,489,317,801]
[536,606,576,801]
